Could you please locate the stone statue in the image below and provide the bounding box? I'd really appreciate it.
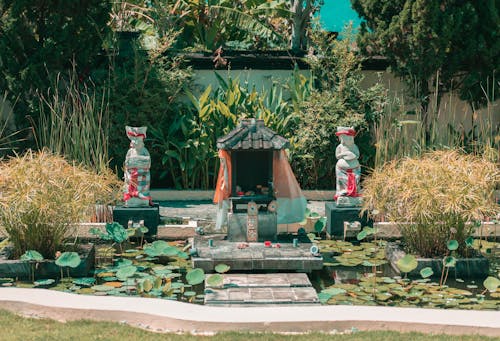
[334,126,362,206]
[123,126,151,207]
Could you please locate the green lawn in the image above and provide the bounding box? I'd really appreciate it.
[1,310,497,341]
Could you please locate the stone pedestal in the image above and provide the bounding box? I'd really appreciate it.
[325,202,372,238]
[228,212,277,242]
[113,203,160,237]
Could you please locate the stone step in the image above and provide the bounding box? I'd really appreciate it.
[204,273,319,306]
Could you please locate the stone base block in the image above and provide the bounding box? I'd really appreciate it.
[113,203,160,236]
[325,202,372,238]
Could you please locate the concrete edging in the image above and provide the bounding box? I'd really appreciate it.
[0,288,499,336]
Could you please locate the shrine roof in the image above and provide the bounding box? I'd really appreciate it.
[217,119,289,151]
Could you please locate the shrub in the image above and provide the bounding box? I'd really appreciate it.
[362,150,499,258]
[0,150,120,258]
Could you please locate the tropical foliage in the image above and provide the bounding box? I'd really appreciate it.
[352,0,500,137]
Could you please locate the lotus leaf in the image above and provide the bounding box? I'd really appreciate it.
[206,274,223,287]
[215,264,230,274]
[34,279,55,287]
[183,291,196,297]
[102,276,118,282]
[447,240,459,251]
[143,279,153,292]
[91,284,115,292]
[153,266,173,275]
[116,265,137,279]
[396,255,418,273]
[114,259,133,268]
[21,250,44,262]
[318,292,333,304]
[105,222,128,243]
[186,268,205,285]
[443,256,457,267]
[322,287,347,296]
[72,277,96,287]
[55,252,81,268]
[465,236,475,248]
[0,278,14,284]
[76,288,95,295]
[483,276,500,292]
[314,217,327,233]
[420,267,434,278]
[356,230,367,241]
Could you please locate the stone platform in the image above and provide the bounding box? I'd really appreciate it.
[204,273,319,306]
[191,237,323,272]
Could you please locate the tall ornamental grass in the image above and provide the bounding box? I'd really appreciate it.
[362,150,499,258]
[0,150,120,258]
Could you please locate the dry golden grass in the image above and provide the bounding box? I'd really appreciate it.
[362,150,499,257]
[0,149,121,258]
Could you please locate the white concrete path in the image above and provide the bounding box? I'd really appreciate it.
[0,288,499,336]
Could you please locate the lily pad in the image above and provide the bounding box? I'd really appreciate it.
[420,267,434,278]
[55,252,81,268]
[34,279,55,287]
[72,277,96,287]
[21,250,44,262]
[443,256,457,267]
[214,264,230,274]
[116,265,137,279]
[447,240,459,251]
[186,268,205,285]
[91,284,115,292]
[206,274,223,287]
[483,276,500,292]
[396,254,418,273]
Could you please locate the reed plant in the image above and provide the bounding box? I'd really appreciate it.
[0,150,120,258]
[35,71,111,173]
[373,75,499,167]
[362,150,499,258]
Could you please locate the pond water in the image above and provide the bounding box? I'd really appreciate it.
[2,238,499,310]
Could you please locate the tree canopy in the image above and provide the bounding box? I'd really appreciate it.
[352,0,499,112]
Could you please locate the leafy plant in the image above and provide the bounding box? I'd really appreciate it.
[186,268,205,285]
[55,252,81,279]
[90,222,129,253]
[362,150,499,258]
[20,250,43,282]
[0,150,119,258]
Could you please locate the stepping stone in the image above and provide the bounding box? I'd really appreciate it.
[204,273,319,306]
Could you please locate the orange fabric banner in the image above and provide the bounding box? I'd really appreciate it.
[213,149,232,204]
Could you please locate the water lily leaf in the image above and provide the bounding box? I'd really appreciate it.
[34,279,55,287]
[396,255,418,273]
[215,264,230,274]
[447,240,459,251]
[72,277,96,287]
[465,236,474,248]
[143,279,153,292]
[356,230,367,241]
[314,217,327,233]
[206,274,223,287]
[102,276,118,282]
[114,259,133,268]
[116,265,137,279]
[55,252,81,268]
[483,276,500,292]
[91,284,115,292]
[318,292,333,304]
[322,287,346,296]
[105,222,128,244]
[186,268,205,285]
[21,250,43,262]
[183,291,196,297]
[420,267,434,278]
[443,256,457,268]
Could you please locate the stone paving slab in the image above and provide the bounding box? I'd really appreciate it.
[204,273,319,306]
[192,238,323,272]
